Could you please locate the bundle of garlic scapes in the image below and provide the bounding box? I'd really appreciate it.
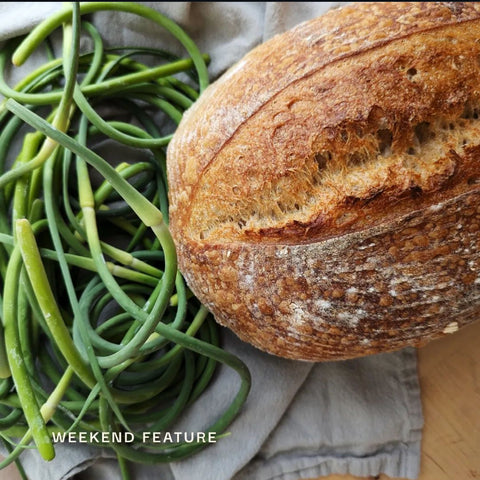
[0,3,250,477]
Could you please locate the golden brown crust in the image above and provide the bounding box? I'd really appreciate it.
[167,2,480,360]
[177,188,480,360]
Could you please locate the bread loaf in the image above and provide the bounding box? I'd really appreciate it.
[166,2,480,361]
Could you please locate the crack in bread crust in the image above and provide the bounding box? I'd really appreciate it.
[187,25,480,243]
[167,2,480,360]
[167,3,480,240]
[178,189,480,360]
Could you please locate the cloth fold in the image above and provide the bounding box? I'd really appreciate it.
[0,3,423,480]
[13,331,422,480]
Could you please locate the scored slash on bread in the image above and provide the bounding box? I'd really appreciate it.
[167,2,480,360]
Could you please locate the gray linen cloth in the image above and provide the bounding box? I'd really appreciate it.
[0,2,423,480]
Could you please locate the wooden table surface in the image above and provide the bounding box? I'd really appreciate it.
[309,319,480,480]
[1,320,479,480]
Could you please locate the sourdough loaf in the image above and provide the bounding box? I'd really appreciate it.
[167,2,480,360]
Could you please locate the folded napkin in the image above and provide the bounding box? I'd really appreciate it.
[0,3,423,480]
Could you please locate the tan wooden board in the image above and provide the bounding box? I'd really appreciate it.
[307,320,480,480]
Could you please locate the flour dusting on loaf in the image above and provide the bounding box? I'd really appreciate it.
[167,2,480,360]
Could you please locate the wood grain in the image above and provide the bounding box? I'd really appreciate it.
[308,319,480,480]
